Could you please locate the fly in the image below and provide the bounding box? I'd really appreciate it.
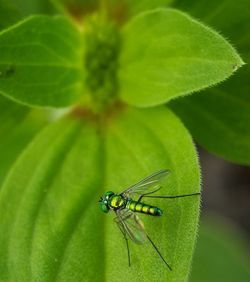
[98,169,200,270]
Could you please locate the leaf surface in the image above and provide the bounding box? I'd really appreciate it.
[123,0,173,15]
[0,15,83,107]
[0,1,48,185]
[0,95,47,186]
[0,106,200,281]
[104,107,200,282]
[119,8,243,107]
[170,0,250,164]
[0,0,21,30]
[11,0,56,16]
[107,0,173,20]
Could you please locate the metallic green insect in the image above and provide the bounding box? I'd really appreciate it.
[98,169,200,270]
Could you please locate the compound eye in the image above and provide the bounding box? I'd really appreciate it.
[99,203,109,213]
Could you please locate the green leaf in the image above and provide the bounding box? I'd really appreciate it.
[11,0,56,16]
[0,95,28,184]
[191,216,250,282]
[119,8,244,107]
[104,107,200,281]
[107,0,173,20]
[169,0,250,164]
[0,0,21,30]
[122,0,173,15]
[0,95,48,186]
[54,0,98,9]
[0,15,83,107]
[0,3,47,184]
[54,0,173,21]
[172,0,250,43]
[170,68,250,165]
[0,106,200,281]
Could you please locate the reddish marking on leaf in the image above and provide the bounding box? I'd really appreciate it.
[69,101,127,126]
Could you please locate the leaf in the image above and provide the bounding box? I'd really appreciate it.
[53,0,98,10]
[119,8,244,107]
[0,95,48,186]
[169,0,250,164]
[0,95,28,184]
[172,0,250,43]
[122,0,173,15]
[11,0,56,16]
[170,68,250,165]
[0,15,83,107]
[0,106,200,281]
[191,216,250,282]
[0,0,21,30]
[106,0,173,21]
[104,107,200,281]
[0,3,47,185]
[54,0,173,22]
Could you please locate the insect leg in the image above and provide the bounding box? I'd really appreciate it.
[136,187,162,203]
[143,192,201,199]
[125,235,131,267]
[114,215,131,267]
[146,234,172,271]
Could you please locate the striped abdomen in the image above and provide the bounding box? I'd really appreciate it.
[126,200,163,216]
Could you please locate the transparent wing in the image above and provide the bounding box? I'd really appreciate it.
[115,209,147,244]
[120,169,170,199]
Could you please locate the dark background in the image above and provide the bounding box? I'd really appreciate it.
[199,147,250,238]
[189,147,250,282]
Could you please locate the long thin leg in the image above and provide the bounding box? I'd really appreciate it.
[125,236,131,267]
[137,187,162,203]
[114,214,131,267]
[146,234,172,271]
[142,192,200,200]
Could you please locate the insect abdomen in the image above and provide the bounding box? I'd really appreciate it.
[126,200,162,216]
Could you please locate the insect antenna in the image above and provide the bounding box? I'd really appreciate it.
[146,234,172,271]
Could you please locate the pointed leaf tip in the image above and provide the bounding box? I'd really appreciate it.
[119,8,244,107]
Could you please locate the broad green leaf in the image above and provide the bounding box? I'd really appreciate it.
[0,15,83,107]
[104,107,200,281]
[11,0,56,16]
[172,0,250,42]
[106,0,173,22]
[119,8,243,107]
[0,0,21,30]
[0,2,47,185]
[0,95,48,186]
[54,0,98,9]
[0,95,28,184]
[0,106,200,281]
[191,216,250,282]
[54,0,173,21]
[170,68,250,165]
[169,0,250,164]
[122,0,173,15]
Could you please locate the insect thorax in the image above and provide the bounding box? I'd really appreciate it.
[109,194,126,210]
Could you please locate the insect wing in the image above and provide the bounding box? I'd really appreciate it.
[120,169,170,199]
[116,209,146,244]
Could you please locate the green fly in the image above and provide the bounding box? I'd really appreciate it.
[98,169,200,270]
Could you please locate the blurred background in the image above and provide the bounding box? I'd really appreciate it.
[190,147,250,282]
